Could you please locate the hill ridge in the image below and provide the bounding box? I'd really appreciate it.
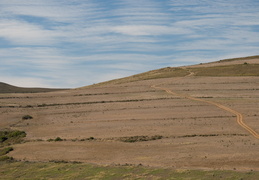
[81,55,259,88]
[0,82,68,94]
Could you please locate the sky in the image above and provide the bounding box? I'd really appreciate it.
[0,0,259,88]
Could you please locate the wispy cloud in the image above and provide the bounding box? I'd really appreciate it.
[0,0,258,88]
[112,25,190,36]
[0,19,59,45]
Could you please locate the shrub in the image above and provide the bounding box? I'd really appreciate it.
[80,137,95,141]
[49,160,69,163]
[0,130,26,144]
[8,131,26,138]
[151,135,163,140]
[87,137,95,140]
[22,115,33,120]
[0,136,8,143]
[54,137,63,141]
[0,147,14,156]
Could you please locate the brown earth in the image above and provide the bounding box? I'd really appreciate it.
[1,56,259,171]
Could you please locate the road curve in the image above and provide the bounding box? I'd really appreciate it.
[151,70,259,139]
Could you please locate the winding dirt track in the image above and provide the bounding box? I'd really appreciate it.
[152,69,259,139]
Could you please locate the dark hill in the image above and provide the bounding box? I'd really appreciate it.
[0,82,68,94]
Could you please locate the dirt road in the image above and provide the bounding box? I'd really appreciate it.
[152,69,259,139]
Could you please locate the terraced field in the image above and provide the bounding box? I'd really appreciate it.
[1,56,259,177]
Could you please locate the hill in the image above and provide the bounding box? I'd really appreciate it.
[0,82,68,94]
[0,55,259,175]
[82,55,259,87]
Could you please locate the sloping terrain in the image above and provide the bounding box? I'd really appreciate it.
[82,55,259,86]
[0,82,68,94]
[1,55,259,171]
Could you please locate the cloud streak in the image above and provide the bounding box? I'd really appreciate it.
[0,0,259,88]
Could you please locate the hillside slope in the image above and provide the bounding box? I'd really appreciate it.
[1,55,259,171]
[82,55,259,88]
[0,82,68,94]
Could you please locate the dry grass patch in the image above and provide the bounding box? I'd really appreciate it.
[190,64,259,76]
[218,55,259,62]
[88,67,189,87]
[1,161,259,179]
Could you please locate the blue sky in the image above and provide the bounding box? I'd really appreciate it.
[0,0,259,88]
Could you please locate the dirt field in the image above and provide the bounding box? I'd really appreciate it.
[1,57,259,171]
